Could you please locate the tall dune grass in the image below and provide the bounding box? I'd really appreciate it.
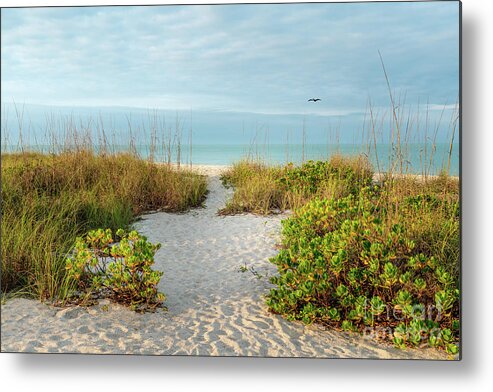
[1,149,207,300]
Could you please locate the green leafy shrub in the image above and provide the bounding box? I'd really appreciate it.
[220,155,373,214]
[277,156,373,196]
[65,228,165,311]
[266,188,459,353]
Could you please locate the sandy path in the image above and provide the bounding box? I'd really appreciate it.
[1,168,447,358]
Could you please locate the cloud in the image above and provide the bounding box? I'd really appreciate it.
[1,2,459,115]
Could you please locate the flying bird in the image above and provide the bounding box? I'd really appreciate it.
[308,98,321,102]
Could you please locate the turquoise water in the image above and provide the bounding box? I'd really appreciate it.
[3,142,459,176]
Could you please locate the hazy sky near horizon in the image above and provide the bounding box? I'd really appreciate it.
[1,2,459,116]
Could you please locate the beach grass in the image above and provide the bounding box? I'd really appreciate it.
[219,154,373,215]
[1,150,207,300]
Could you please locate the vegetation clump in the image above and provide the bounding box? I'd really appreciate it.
[220,155,373,214]
[266,181,459,354]
[66,228,165,312]
[277,156,373,196]
[1,150,207,300]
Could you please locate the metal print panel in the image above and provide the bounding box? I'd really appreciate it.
[0,0,461,359]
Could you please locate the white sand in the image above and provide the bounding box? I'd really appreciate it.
[0,166,448,358]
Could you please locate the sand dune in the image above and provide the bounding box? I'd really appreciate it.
[1,167,447,358]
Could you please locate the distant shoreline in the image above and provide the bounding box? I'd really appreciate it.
[157,162,460,181]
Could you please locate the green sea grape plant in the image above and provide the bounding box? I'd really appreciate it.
[219,155,374,215]
[277,158,373,197]
[267,188,460,355]
[65,228,165,311]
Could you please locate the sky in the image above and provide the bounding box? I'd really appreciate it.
[1,1,460,117]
